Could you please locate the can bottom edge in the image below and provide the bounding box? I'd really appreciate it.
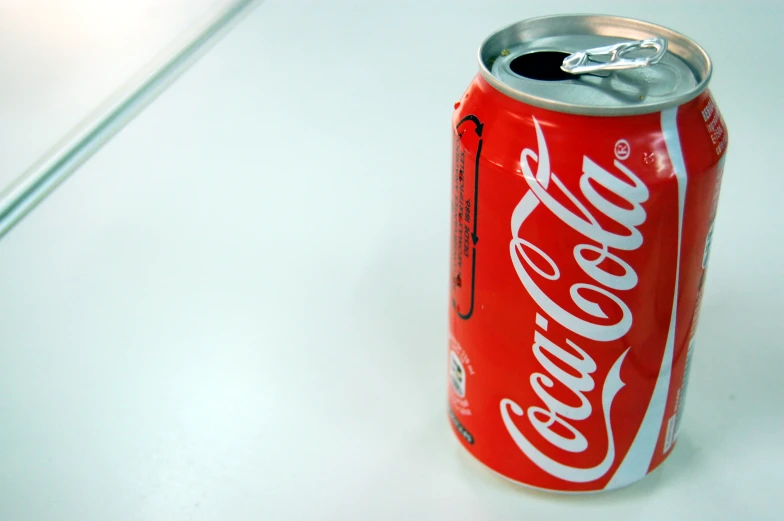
[448,419,665,495]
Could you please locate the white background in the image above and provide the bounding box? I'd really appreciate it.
[0,0,226,190]
[1,1,782,520]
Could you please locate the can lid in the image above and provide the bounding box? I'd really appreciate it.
[479,15,712,115]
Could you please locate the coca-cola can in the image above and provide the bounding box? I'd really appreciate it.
[447,14,728,492]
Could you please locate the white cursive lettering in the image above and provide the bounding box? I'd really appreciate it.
[502,117,648,483]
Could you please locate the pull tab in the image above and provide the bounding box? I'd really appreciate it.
[561,37,668,75]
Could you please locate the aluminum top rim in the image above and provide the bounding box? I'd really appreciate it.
[478,14,713,116]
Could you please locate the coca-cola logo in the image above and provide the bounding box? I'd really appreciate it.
[501,117,650,483]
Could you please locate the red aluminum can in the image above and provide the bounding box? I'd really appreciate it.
[447,15,728,492]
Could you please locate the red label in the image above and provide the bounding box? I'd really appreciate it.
[448,76,727,492]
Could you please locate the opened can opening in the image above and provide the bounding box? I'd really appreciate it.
[509,51,573,81]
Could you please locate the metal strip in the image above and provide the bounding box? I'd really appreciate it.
[0,0,259,240]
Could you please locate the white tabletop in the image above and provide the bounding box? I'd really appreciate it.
[0,0,226,191]
[1,1,782,520]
